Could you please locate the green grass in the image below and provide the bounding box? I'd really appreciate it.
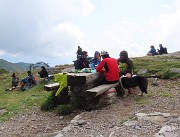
[134,96,149,104]
[133,56,180,79]
[0,72,51,123]
[0,55,179,123]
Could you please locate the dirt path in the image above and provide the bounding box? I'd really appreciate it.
[0,79,180,137]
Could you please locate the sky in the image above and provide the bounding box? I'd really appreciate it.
[0,0,180,67]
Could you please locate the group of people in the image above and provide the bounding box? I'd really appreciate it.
[8,66,49,91]
[147,44,168,56]
[74,48,134,94]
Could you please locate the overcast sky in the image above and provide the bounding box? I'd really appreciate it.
[0,0,180,67]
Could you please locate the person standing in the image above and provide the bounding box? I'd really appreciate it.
[75,51,90,70]
[96,50,119,84]
[76,46,82,59]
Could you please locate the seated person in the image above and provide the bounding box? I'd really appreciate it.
[117,50,134,94]
[6,73,19,91]
[91,51,101,70]
[96,50,119,85]
[157,44,168,55]
[11,72,19,89]
[75,51,90,70]
[19,71,36,91]
[117,50,133,77]
[38,66,49,82]
[147,45,158,56]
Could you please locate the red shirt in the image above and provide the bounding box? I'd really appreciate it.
[96,57,119,81]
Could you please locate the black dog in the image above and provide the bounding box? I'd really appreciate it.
[121,75,148,95]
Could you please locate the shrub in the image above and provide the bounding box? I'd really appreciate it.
[41,94,55,111]
[57,104,73,115]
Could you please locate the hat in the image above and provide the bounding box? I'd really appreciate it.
[100,50,109,56]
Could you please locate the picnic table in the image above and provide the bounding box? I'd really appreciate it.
[44,71,120,106]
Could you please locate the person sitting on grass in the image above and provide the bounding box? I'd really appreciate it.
[38,66,49,82]
[19,71,36,91]
[5,73,19,91]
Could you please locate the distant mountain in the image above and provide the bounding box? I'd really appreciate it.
[0,59,30,72]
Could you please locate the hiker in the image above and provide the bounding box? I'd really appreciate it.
[91,51,101,70]
[117,50,134,94]
[38,66,49,82]
[117,50,133,77]
[6,73,19,91]
[96,50,119,85]
[147,45,158,56]
[76,46,82,59]
[157,44,168,55]
[19,71,36,91]
[75,51,90,70]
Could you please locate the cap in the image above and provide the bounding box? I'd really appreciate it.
[101,50,109,56]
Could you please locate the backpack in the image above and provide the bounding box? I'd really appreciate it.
[163,48,168,54]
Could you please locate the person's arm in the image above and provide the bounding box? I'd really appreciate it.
[96,60,106,72]
[124,59,133,74]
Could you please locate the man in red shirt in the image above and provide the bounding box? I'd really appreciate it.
[96,50,119,84]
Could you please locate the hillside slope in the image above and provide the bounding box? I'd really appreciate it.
[0,59,30,72]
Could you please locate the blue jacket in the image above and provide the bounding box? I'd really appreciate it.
[91,51,101,70]
[150,47,157,55]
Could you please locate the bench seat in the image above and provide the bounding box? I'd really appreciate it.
[86,82,119,97]
[44,82,60,91]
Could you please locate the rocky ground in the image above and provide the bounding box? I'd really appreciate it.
[0,78,179,137]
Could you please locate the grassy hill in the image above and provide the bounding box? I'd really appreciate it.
[0,59,30,72]
[0,52,180,123]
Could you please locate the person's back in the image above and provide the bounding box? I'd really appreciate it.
[75,51,89,70]
[96,51,119,83]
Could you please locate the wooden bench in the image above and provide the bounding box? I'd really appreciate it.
[44,83,60,92]
[86,82,120,97]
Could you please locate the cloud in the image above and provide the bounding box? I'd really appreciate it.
[0,0,95,63]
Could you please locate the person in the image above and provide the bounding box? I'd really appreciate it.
[117,50,134,94]
[7,73,19,91]
[19,71,36,91]
[117,50,133,77]
[76,46,82,59]
[96,50,119,85]
[91,51,101,70]
[11,73,19,89]
[157,44,168,55]
[38,66,49,82]
[147,45,158,56]
[75,51,90,70]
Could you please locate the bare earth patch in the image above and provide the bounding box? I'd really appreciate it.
[0,79,180,137]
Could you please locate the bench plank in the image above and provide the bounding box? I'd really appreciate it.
[86,82,119,97]
[44,83,60,91]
